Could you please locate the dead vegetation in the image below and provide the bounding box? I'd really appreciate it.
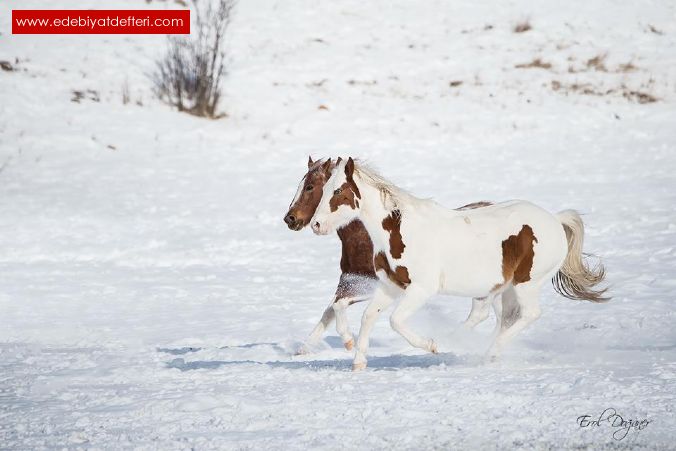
[71,89,100,103]
[347,79,377,86]
[567,53,640,74]
[514,20,532,33]
[515,58,552,70]
[152,0,234,118]
[550,80,657,104]
[617,62,638,73]
[586,53,608,71]
[121,79,131,105]
[648,25,663,35]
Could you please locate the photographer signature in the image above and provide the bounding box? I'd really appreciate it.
[577,408,650,440]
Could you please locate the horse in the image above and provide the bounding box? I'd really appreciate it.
[310,157,608,371]
[284,157,501,354]
[284,157,377,353]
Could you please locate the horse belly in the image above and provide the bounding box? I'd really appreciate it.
[436,243,504,297]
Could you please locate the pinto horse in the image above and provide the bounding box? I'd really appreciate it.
[284,157,500,354]
[311,157,608,371]
[284,157,377,353]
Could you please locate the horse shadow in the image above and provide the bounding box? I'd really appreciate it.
[159,342,463,372]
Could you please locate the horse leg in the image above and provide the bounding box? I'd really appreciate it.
[491,294,502,338]
[352,286,395,371]
[500,286,521,331]
[333,297,355,350]
[462,297,491,329]
[389,285,437,353]
[487,282,542,360]
[296,298,336,355]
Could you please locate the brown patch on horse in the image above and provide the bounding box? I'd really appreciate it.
[456,201,493,211]
[500,225,538,285]
[329,181,358,211]
[382,209,405,259]
[373,251,411,289]
[329,158,361,212]
[337,220,376,277]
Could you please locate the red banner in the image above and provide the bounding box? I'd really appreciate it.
[12,9,190,35]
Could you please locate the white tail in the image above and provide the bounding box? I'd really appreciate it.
[553,210,609,302]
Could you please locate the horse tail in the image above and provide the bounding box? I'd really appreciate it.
[552,210,610,303]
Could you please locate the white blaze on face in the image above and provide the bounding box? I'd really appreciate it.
[289,174,307,208]
[312,161,350,235]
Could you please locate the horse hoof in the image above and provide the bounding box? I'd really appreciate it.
[429,340,438,354]
[352,362,367,372]
[295,345,310,356]
[344,338,354,351]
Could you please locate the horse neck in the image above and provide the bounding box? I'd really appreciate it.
[356,181,397,250]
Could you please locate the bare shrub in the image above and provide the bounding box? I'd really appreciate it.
[153,0,234,118]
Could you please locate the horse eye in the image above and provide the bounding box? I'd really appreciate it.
[305,185,313,192]
[333,188,342,195]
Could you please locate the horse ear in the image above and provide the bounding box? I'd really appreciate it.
[345,157,355,179]
[321,158,332,175]
[307,156,314,169]
[336,157,343,165]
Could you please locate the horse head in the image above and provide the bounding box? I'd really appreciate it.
[312,157,362,235]
[284,157,335,231]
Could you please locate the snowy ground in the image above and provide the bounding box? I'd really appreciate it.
[1,0,676,449]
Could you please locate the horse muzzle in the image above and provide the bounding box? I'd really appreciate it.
[312,220,330,235]
[284,213,305,231]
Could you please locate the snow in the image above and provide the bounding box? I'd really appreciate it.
[1,0,676,449]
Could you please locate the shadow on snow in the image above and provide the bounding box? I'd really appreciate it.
[160,343,463,371]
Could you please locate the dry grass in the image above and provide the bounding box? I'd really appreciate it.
[71,89,100,103]
[623,90,657,104]
[514,20,532,33]
[648,24,663,35]
[121,79,131,105]
[449,80,463,87]
[515,58,552,70]
[0,60,15,71]
[586,54,608,72]
[617,62,638,73]
[550,80,658,104]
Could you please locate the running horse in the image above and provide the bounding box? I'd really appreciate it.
[284,157,498,354]
[311,158,608,370]
[284,157,377,353]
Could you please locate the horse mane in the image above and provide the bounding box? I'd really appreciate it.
[352,160,426,211]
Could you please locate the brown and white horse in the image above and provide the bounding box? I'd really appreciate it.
[284,157,500,354]
[284,157,377,353]
[311,158,609,370]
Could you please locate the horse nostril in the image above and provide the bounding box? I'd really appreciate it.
[284,214,296,226]
[313,221,320,230]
